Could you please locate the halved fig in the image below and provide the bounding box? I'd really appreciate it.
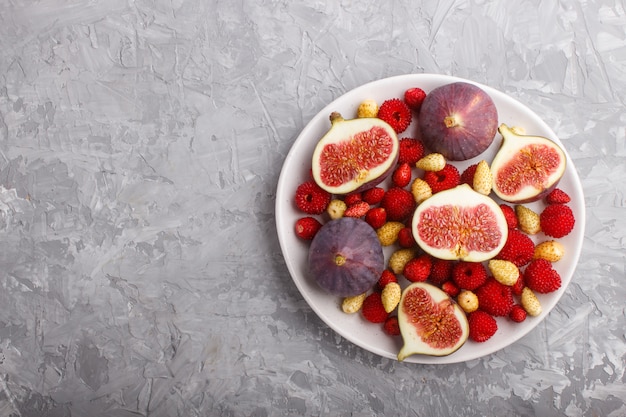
[311,112,399,194]
[308,217,384,297]
[412,184,508,262]
[397,282,469,360]
[418,82,498,161]
[491,124,567,203]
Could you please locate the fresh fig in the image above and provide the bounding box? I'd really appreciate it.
[308,217,384,297]
[411,184,508,262]
[418,82,498,161]
[490,124,567,203]
[311,112,399,194]
[397,282,469,360]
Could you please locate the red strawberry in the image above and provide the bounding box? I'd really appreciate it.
[377,269,398,291]
[423,164,461,194]
[362,187,385,205]
[344,201,370,218]
[475,278,514,317]
[344,192,362,206]
[294,180,331,214]
[361,292,389,323]
[540,204,575,238]
[383,315,401,336]
[460,163,478,186]
[377,98,412,134]
[441,280,460,298]
[403,254,432,282]
[294,217,323,240]
[545,188,571,205]
[524,259,562,293]
[452,261,488,290]
[397,138,425,165]
[428,259,454,285]
[500,204,518,229]
[511,274,525,296]
[365,207,387,229]
[392,162,412,188]
[509,304,527,323]
[468,311,498,342]
[404,87,427,112]
[397,227,416,248]
[496,229,535,267]
[380,187,416,221]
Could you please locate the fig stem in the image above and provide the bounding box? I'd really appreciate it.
[443,116,458,128]
[329,112,344,124]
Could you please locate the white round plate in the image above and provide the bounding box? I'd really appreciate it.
[275,74,585,364]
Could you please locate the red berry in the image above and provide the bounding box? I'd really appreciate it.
[294,180,331,215]
[460,163,478,186]
[423,164,461,194]
[468,311,498,342]
[441,281,460,297]
[380,187,416,221]
[509,305,527,323]
[344,201,370,218]
[383,315,401,336]
[344,192,362,206]
[524,259,562,293]
[377,270,398,291]
[403,254,432,282]
[362,187,385,205]
[428,259,454,285]
[294,217,323,240]
[365,207,387,229]
[475,278,514,317]
[397,227,416,248]
[545,188,571,205]
[540,204,575,238]
[392,162,412,188]
[397,138,425,165]
[452,261,488,291]
[377,99,412,134]
[511,274,525,296]
[361,292,389,323]
[500,204,518,229]
[404,87,427,112]
[496,229,535,267]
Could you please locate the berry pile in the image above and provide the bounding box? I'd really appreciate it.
[292,87,576,349]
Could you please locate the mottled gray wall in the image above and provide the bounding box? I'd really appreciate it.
[0,0,624,416]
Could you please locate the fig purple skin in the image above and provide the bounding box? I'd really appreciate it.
[418,82,498,161]
[308,217,384,297]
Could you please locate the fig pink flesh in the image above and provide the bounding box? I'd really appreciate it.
[495,143,563,196]
[417,204,504,253]
[319,126,395,187]
[401,286,464,349]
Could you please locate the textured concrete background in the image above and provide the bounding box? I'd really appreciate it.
[0,0,624,416]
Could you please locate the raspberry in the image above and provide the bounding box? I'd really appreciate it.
[545,188,571,205]
[361,292,389,323]
[380,187,416,221]
[403,254,432,282]
[362,187,385,205]
[294,217,323,240]
[540,204,575,238]
[397,227,416,248]
[460,163,478,186]
[404,87,427,112]
[496,229,535,267]
[475,278,514,317]
[392,162,412,188]
[500,204,518,229]
[383,315,401,336]
[524,259,562,293]
[428,259,454,285]
[377,98,412,134]
[377,269,398,291]
[294,180,331,215]
[468,311,498,343]
[398,138,426,165]
[344,192,362,206]
[441,280,460,298]
[365,207,387,229]
[452,261,488,291]
[509,304,527,323]
[423,164,460,194]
